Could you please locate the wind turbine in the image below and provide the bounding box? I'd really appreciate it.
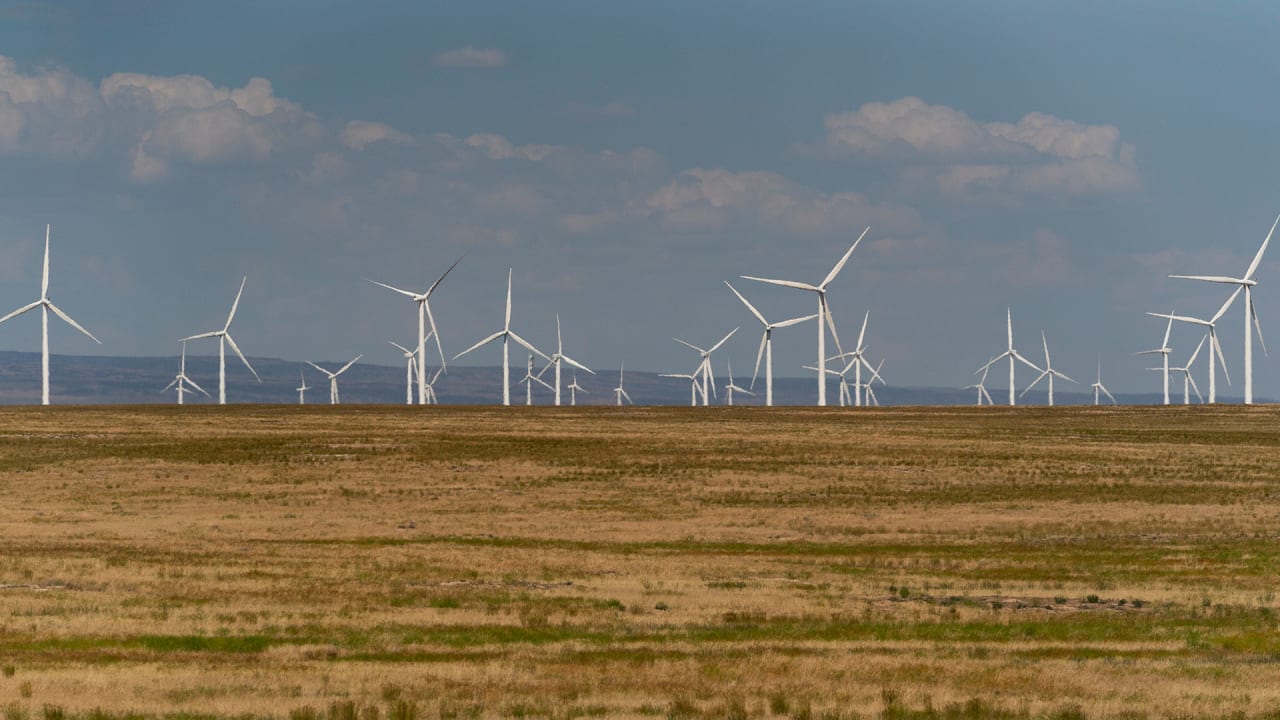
[659,370,702,406]
[1165,336,1207,405]
[567,373,587,406]
[979,309,1042,406]
[1136,312,1174,405]
[828,311,879,406]
[1147,288,1239,403]
[1021,331,1075,406]
[296,370,310,405]
[162,341,210,405]
[520,354,553,405]
[454,269,548,406]
[964,359,995,406]
[306,355,363,405]
[0,225,102,405]
[612,362,633,406]
[673,328,738,406]
[367,254,463,405]
[723,360,754,406]
[862,359,886,406]
[389,336,430,405]
[422,367,444,404]
[742,227,869,406]
[724,281,817,406]
[181,277,260,405]
[1169,213,1278,404]
[537,315,594,406]
[1091,356,1117,406]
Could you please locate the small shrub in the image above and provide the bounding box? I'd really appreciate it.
[1,666,13,678]
[654,602,669,611]
[898,587,910,599]
[18,682,31,699]
[328,701,358,720]
[381,685,403,703]
[1054,596,1068,605]
[387,699,417,720]
[1085,594,1100,604]
[40,707,62,720]
[5,703,29,720]
[1131,599,1145,609]
[769,694,790,716]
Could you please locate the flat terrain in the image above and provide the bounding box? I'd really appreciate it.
[1,405,1280,719]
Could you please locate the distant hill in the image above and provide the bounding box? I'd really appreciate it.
[0,351,1250,406]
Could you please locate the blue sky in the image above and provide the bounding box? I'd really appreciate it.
[2,1,1280,400]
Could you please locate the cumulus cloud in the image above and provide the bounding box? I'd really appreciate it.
[461,133,560,161]
[433,46,507,68]
[821,97,1140,197]
[647,168,922,237]
[0,55,103,155]
[341,120,411,150]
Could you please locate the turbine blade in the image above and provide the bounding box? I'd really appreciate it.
[41,225,50,300]
[750,332,766,389]
[225,276,247,330]
[185,376,211,397]
[1245,212,1280,280]
[1186,335,1207,366]
[1021,371,1048,397]
[772,313,820,329]
[365,278,418,299]
[224,333,261,382]
[163,376,179,392]
[1188,373,1202,402]
[508,330,549,360]
[856,310,870,350]
[423,299,447,371]
[336,354,363,375]
[707,327,738,354]
[1101,386,1117,404]
[825,303,843,355]
[1213,333,1231,385]
[1147,311,1210,327]
[424,253,466,298]
[561,354,594,374]
[739,275,820,292]
[504,269,513,330]
[388,341,412,355]
[673,337,705,353]
[306,360,332,375]
[0,300,43,326]
[1211,286,1243,324]
[820,226,869,288]
[1168,274,1247,284]
[725,281,767,326]
[1162,312,1174,348]
[1013,350,1041,373]
[1252,292,1268,357]
[454,330,504,359]
[181,330,220,341]
[46,302,101,343]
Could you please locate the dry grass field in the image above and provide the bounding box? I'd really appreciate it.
[1,405,1280,720]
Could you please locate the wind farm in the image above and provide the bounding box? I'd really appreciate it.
[7,5,1280,718]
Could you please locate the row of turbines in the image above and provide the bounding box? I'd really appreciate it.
[2,217,1275,407]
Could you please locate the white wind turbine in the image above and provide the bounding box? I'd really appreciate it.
[296,370,310,405]
[1148,288,1239,404]
[1021,331,1075,406]
[538,315,594,406]
[1136,312,1174,405]
[306,355,363,405]
[182,277,260,405]
[659,370,702,406]
[454,269,548,406]
[163,341,210,405]
[1163,336,1207,405]
[862,359,886,406]
[724,281,817,407]
[612,363,633,406]
[828,311,880,406]
[567,373,587,406]
[367,255,463,405]
[389,336,430,405]
[1091,357,1117,406]
[742,227,869,406]
[1169,213,1278,404]
[723,360,754,406]
[979,309,1042,406]
[520,354,553,406]
[964,358,995,406]
[0,225,101,405]
[801,363,848,405]
[422,367,444,405]
[673,328,738,406]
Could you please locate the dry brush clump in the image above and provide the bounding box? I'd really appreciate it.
[2,406,1280,717]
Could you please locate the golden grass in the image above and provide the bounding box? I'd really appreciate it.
[0,405,1279,718]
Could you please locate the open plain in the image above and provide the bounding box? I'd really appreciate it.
[1,405,1279,719]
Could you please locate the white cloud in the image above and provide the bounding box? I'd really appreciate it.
[341,120,411,150]
[647,168,922,237]
[463,133,560,161]
[433,46,507,69]
[821,97,1140,197]
[0,55,103,155]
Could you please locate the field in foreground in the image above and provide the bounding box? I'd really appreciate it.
[1,405,1279,720]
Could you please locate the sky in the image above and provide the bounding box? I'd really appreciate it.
[1,1,1280,400]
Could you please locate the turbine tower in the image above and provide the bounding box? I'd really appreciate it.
[1136,312,1175,405]
[659,370,702,406]
[389,338,428,405]
[163,341,210,405]
[1165,336,1207,405]
[422,367,444,405]
[519,354,553,405]
[979,309,1042,406]
[965,358,996,406]
[181,277,260,405]
[742,227,869,406]
[454,269,548,406]
[1148,289,1239,403]
[367,254,463,405]
[612,362,633,406]
[1169,213,1278,404]
[724,281,816,407]
[307,355,363,405]
[723,360,754,406]
[0,225,102,405]
[1021,331,1075,406]
[567,373,587,406]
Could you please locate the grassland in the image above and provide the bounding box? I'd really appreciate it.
[1,404,1279,719]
